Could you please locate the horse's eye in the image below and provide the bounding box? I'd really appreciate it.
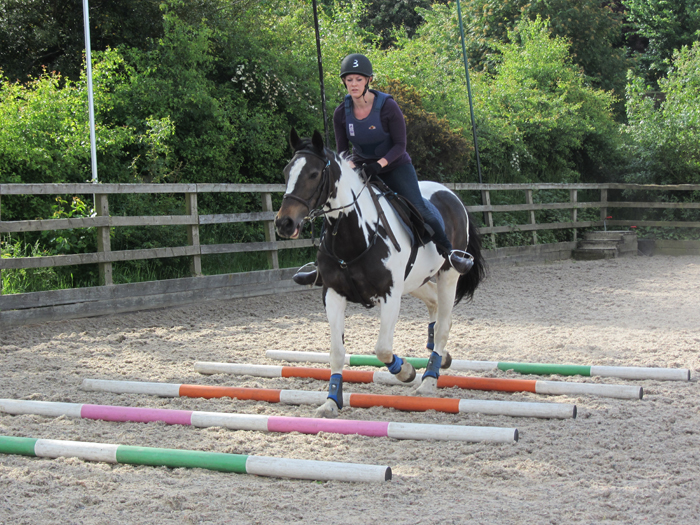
[309,171,319,179]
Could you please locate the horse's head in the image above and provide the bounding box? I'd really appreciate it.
[275,128,333,239]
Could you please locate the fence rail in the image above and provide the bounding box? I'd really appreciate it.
[1,182,699,325]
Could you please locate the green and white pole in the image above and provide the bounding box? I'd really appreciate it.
[265,350,690,381]
[0,436,391,482]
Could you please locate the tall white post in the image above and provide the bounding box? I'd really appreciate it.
[82,0,98,183]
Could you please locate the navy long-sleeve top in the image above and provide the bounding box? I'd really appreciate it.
[333,90,412,171]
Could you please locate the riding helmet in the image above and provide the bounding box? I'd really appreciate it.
[339,54,373,78]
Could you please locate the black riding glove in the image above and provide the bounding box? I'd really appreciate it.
[362,162,382,178]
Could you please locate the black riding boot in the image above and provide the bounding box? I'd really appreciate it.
[447,250,474,274]
[293,262,323,286]
[430,224,474,275]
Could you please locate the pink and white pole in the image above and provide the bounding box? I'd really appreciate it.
[0,399,518,443]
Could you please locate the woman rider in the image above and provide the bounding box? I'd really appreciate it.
[293,53,472,285]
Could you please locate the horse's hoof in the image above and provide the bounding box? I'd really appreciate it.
[441,352,452,369]
[314,399,339,419]
[413,376,438,396]
[396,361,416,383]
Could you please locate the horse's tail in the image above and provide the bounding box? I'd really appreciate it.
[454,213,487,305]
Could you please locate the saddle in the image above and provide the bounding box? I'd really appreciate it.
[364,174,439,279]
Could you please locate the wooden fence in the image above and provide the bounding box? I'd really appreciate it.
[1,182,699,326]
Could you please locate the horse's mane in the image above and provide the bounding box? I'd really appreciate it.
[295,139,354,172]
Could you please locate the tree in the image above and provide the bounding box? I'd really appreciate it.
[456,0,630,116]
[376,7,620,183]
[622,0,700,86]
[359,0,447,49]
[0,0,164,81]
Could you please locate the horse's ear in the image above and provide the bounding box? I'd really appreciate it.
[312,130,325,152]
[290,128,302,151]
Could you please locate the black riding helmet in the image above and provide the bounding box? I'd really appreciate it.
[339,53,373,78]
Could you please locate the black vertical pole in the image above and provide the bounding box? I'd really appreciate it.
[456,0,483,184]
[312,0,330,146]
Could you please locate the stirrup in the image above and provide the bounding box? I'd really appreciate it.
[448,250,474,275]
[293,262,322,286]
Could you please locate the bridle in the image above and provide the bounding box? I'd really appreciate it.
[282,148,371,221]
[282,148,332,218]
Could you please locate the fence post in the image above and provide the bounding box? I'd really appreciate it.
[261,192,279,270]
[481,190,496,248]
[95,194,113,286]
[570,189,578,242]
[526,189,537,245]
[600,188,608,228]
[186,192,202,277]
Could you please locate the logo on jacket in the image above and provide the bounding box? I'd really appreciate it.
[349,123,355,136]
[368,125,376,130]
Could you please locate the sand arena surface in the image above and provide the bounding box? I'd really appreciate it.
[1,255,699,524]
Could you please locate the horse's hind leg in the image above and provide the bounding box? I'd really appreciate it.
[375,294,416,383]
[413,271,459,396]
[410,282,451,368]
[315,289,347,419]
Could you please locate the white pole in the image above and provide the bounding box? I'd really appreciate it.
[81,378,182,397]
[535,381,642,400]
[82,0,98,183]
[244,456,390,482]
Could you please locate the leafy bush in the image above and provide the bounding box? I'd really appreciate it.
[39,196,96,256]
[0,49,178,219]
[478,17,621,183]
[373,78,471,183]
[1,236,74,293]
[375,10,621,183]
[621,42,700,185]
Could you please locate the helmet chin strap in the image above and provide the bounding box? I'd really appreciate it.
[362,76,371,100]
[343,75,372,101]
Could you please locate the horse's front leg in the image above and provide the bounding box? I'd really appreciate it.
[315,288,347,419]
[413,271,459,396]
[375,294,416,383]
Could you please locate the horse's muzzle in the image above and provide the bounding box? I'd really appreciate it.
[275,215,301,239]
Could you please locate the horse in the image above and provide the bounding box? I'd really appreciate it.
[275,129,486,418]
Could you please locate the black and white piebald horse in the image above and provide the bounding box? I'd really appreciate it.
[275,129,485,418]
